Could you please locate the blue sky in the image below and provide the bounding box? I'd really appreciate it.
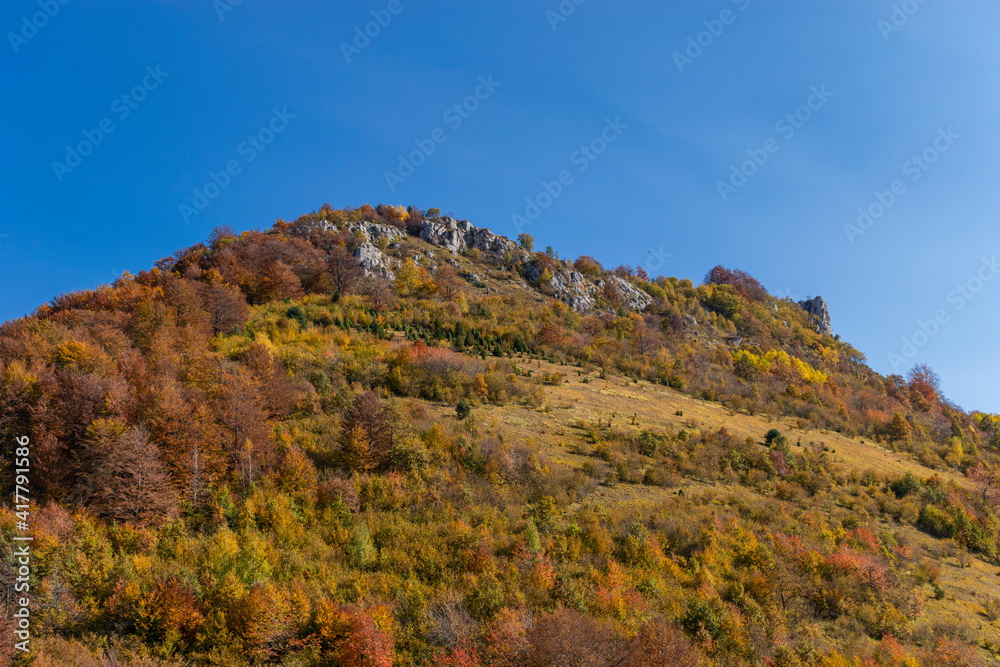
[2,0,999,411]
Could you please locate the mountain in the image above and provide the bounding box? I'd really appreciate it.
[1,203,999,667]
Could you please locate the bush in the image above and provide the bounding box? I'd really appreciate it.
[456,400,472,420]
[765,429,787,447]
[890,472,923,498]
[286,304,308,328]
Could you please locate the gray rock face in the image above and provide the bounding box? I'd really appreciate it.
[524,263,652,313]
[524,264,594,311]
[597,276,653,311]
[419,217,522,256]
[354,243,395,280]
[798,296,832,336]
[419,217,466,253]
[412,215,655,313]
[552,270,597,312]
[346,222,405,246]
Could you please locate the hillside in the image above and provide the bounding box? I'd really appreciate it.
[2,203,1000,667]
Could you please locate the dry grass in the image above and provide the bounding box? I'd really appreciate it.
[425,358,999,662]
[499,359,966,487]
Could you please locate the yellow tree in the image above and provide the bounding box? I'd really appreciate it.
[395,258,435,297]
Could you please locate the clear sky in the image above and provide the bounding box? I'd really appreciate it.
[2,1,998,411]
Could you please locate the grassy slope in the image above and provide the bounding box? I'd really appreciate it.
[423,357,999,660]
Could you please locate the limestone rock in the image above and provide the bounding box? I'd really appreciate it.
[419,217,467,253]
[345,222,405,247]
[354,243,395,280]
[597,276,653,311]
[798,296,832,336]
[419,216,522,256]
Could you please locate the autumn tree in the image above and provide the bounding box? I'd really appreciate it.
[328,243,364,296]
[599,279,626,311]
[704,265,768,302]
[338,608,394,667]
[200,282,251,335]
[969,462,1000,509]
[362,280,396,313]
[235,582,296,663]
[886,412,912,443]
[241,343,299,419]
[135,577,204,653]
[406,206,426,235]
[80,422,178,526]
[340,392,397,472]
[629,313,653,355]
[435,264,464,301]
[525,608,624,667]
[624,618,701,667]
[908,364,941,410]
[214,366,274,484]
[395,259,435,297]
[208,225,238,249]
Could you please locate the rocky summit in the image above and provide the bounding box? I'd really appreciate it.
[798,295,833,335]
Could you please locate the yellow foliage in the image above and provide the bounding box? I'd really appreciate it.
[53,340,98,372]
[395,259,436,297]
[732,349,828,384]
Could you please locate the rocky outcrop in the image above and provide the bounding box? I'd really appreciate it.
[354,243,395,280]
[799,296,832,336]
[346,221,405,247]
[419,217,522,256]
[598,276,653,311]
[524,263,652,313]
[552,271,596,312]
[419,218,466,253]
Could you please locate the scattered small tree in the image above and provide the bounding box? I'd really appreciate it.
[765,428,787,448]
[286,305,308,329]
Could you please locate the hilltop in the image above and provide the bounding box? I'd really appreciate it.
[2,203,1000,667]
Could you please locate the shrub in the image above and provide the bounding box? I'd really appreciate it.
[286,304,308,328]
[573,255,603,278]
[765,429,787,447]
[456,400,472,420]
